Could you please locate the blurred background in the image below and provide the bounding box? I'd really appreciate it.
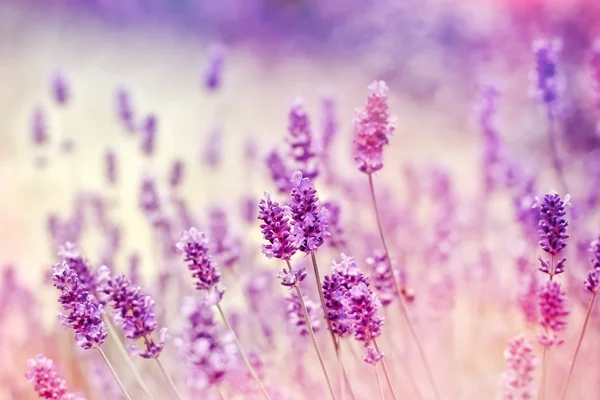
[2,0,600,399]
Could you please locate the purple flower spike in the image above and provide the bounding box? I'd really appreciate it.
[362,343,384,365]
[531,39,562,110]
[266,150,291,194]
[257,192,300,260]
[534,191,570,276]
[478,85,503,193]
[52,262,107,350]
[169,159,185,189]
[584,238,600,293]
[277,266,307,287]
[204,45,225,91]
[116,86,135,133]
[538,280,569,347]
[349,282,384,344]
[353,81,395,175]
[323,201,346,251]
[322,274,352,337]
[176,227,222,292]
[321,95,337,153]
[366,251,396,307]
[26,354,84,400]
[31,106,48,146]
[502,336,537,400]
[51,70,70,106]
[141,114,157,156]
[286,291,321,337]
[288,171,329,253]
[287,99,318,179]
[58,243,98,293]
[105,148,117,186]
[102,272,167,358]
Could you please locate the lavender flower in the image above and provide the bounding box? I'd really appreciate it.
[348,282,384,344]
[257,192,300,260]
[176,227,222,293]
[105,148,117,186]
[531,39,562,112]
[169,159,184,188]
[287,100,317,179]
[266,150,291,193]
[478,84,503,192]
[58,243,98,293]
[286,291,321,337]
[141,114,157,156]
[538,280,569,347]
[116,86,135,133]
[353,81,395,174]
[102,272,167,358]
[534,191,570,276]
[288,171,329,253]
[208,207,241,269]
[50,70,70,106]
[502,336,538,400]
[323,201,346,251]
[202,126,222,169]
[52,262,107,350]
[366,251,396,307]
[585,238,600,293]
[31,106,48,146]
[277,266,307,287]
[139,173,162,224]
[25,354,84,400]
[321,95,337,154]
[204,45,225,91]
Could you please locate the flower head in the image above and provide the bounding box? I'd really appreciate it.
[538,280,569,347]
[31,106,48,146]
[502,336,538,400]
[353,81,395,174]
[176,227,222,292]
[257,192,300,260]
[170,159,185,188]
[51,69,70,106]
[348,282,384,344]
[204,44,225,91]
[277,266,307,287]
[366,251,397,307]
[141,114,157,156]
[287,100,317,179]
[58,243,98,294]
[105,148,117,186]
[584,238,600,293]
[285,291,321,337]
[116,86,135,133]
[26,354,84,400]
[266,150,291,194]
[534,191,570,276]
[288,171,329,252]
[531,39,562,109]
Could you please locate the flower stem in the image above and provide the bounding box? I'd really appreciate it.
[373,339,398,400]
[538,347,548,400]
[293,284,337,400]
[103,316,155,399]
[216,302,272,400]
[367,173,442,400]
[374,365,385,400]
[558,292,598,400]
[546,113,569,195]
[98,347,133,400]
[155,357,184,400]
[310,252,357,400]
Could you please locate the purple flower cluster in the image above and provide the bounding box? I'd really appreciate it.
[502,336,538,400]
[534,191,570,276]
[115,86,135,133]
[366,251,396,307]
[208,207,241,269]
[353,81,395,175]
[139,173,162,224]
[285,291,321,337]
[478,85,503,193]
[102,272,167,358]
[322,201,346,251]
[58,243,98,293]
[266,150,291,194]
[176,297,236,391]
[25,354,84,400]
[277,266,307,287]
[288,171,329,253]
[584,238,600,293]
[537,280,569,347]
[105,148,117,186]
[52,262,107,350]
[141,114,157,156]
[531,39,562,108]
[287,100,318,180]
[348,283,384,345]
[257,192,300,260]
[51,70,70,106]
[169,159,184,189]
[204,44,225,91]
[176,227,223,293]
[31,106,48,146]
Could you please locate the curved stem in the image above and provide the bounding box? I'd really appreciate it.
[98,347,133,400]
[216,303,272,400]
[155,357,184,400]
[104,316,155,399]
[368,173,442,400]
[294,284,337,400]
[374,365,385,400]
[373,340,398,400]
[558,292,598,400]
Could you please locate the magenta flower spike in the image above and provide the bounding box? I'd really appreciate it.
[538,280,569,347]
[26,354,84,400]
[534,191,570,277]
[502,336,538,400]
[531,39,562,114]
[353,81,395,175]
[366,251,397,307]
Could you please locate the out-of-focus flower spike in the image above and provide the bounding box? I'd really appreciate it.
[502,336,538,399]
[141,114,157,156]
[26,354,85,400]
[105,148,117,186]
[204,44,225,91]
[116,86,135,134]
[51,69,70,106]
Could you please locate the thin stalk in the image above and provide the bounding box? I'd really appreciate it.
[104,316,155,399]
[310,252,357,400]
[155,357,184,400]
[539,347,548,400]
[374,365,385,400]
[367,173,442,400]
[98,347,133,400]
[558,292,598,400]
[373,340,398,400]
[293,284,337,400]
[216,303,271,400]
[214,386,226,400]
[546,112,569,195]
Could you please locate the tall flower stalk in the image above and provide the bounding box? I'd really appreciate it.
[354,80,441,400]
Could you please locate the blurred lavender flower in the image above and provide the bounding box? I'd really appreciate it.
[584,238,600,293]
[52,262,107,349]
[321,95,337,155]
[323,200,346,251]
[534,191,570,276]
[348,282,384,363]
[502,336,537,400]
[366,251,396,307]
[204,45,225,91]
[105,148,117,186]
[169,159,185,189]
[478,84,503,192]
[139,173,162,225]
[26,354,84,400]
[208,207,241,269]
[176,227,223,295]
[50,70,70,106]
[531,39,562,115]
[58,243,98,295]
[102,271,168,358]
[538,280,569,347]
[286,291,321,337]
[516,256,538,325]
[141,114,157,156]
[266,150,291,193]
[277,266,307,287]
[202,126,222,169]
[116,86,135,133]
[353,81,395,175]
[322,274,352,337]
[287,100,318,179]
[31,106,48,146]
[257,192,300,260]
[288,171,329,253]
